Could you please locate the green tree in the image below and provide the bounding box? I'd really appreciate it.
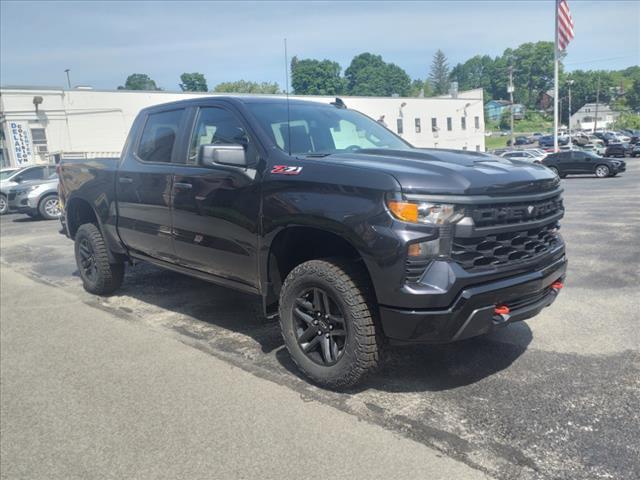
[450,55,501,100]
[409,79,426,97]
[428,49,450,96]
[558,70,616,124]
[344,53,411,96]
[507,41,561,109]
[213,80,280,94]
[499,109,511,131]
[624,77,640,111]
[290,57,344,95]
[117,73,160,90]
[180,72,208,92]
[613,112,640,130]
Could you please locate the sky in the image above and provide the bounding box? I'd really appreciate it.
[1,0,638,91]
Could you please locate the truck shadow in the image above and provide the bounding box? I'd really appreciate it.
[275,324,532,393]
[114,263,532,393]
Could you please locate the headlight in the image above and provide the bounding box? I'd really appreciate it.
[386,196,460,225]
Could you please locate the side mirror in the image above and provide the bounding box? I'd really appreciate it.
[14,176,23,183]
[198,144,247,168]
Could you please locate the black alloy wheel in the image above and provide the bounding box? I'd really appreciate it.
[293,287,347,366]
[78,237,98,284]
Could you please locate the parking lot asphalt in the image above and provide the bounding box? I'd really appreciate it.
[1,161,639,480]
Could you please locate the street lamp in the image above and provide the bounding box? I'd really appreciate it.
[567,79,574,149]
[64,69,71,89]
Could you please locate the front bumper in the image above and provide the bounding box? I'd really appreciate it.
[8,190,39,211]
[379,255,567,343]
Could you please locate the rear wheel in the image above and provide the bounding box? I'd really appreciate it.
[0,194,7,215]
[279,258,381,389]
[38,194,61,220]
[595,164,610,178]
[74,223,124,295]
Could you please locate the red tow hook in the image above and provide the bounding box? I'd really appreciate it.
[494,305,510,316]
[551,281,564,291]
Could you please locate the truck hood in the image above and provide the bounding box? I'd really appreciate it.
[323,148,560,196]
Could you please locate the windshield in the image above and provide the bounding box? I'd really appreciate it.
[245,102,410,155]
[0,169,19,180]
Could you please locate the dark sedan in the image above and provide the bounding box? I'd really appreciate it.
[539,135,569,148]
[541,150,625,178]
[604,143,629,158]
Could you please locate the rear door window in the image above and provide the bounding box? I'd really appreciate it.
[137,109,186,163]
[19,166,47,181]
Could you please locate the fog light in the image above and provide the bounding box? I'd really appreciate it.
[407,239,440,258]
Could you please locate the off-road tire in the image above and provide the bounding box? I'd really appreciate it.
[38,194,61,220]
[74,223,124,295]
[279,258,382,389]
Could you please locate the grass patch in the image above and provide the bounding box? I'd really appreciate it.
[485,136,508,150]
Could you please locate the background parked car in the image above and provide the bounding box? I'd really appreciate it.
[542,150,625,178]
[631,144,640,157]
[7,172,60,220]
[604,142,628,158]
[580,143,606,156]
[507,135,532,146]
[539,135,569,148]
[500,150,546,163]
[0,165,56,215]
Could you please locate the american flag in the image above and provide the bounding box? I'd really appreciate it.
[557,0,575,51]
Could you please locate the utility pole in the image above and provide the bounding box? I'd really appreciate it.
[567,79,574,149]
[508,65,515,148]
[593,75,601,134]
[553,0,559,152]
[64,69,71,89]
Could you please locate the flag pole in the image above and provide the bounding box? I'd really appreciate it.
[553,0,559,152]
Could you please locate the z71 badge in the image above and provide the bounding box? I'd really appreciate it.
[271,165,303,175]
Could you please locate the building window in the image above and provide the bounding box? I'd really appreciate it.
[415,118,421,133]
[397,118,403,134]
[31,128,47,144]
[431,117,438,132]
[447,117,452,131]
[476,145,481,151]
[462,146,467,150]
[474,116,480,129]
[461,117,466,130]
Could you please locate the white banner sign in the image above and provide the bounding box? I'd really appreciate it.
[8,122,34,166]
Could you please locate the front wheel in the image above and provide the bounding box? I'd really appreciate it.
[38,194,61,220]
[0,194,7,215]
[74,223,124,295]
[595,164,610,178]
[279,259,381,389]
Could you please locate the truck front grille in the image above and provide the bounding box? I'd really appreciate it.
[464,194,563,228]
[452,222,560,271]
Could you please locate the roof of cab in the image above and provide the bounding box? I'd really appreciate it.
[140,95,337,113]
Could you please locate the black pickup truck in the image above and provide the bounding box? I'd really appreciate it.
[59,96,567,388]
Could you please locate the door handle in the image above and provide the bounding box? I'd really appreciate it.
[173,182,192,190]
[118,177,133,184]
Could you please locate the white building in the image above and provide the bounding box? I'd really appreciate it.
[570,103,620,132]
[0,86,485,168]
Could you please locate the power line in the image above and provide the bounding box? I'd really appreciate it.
[564,55,638,67]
